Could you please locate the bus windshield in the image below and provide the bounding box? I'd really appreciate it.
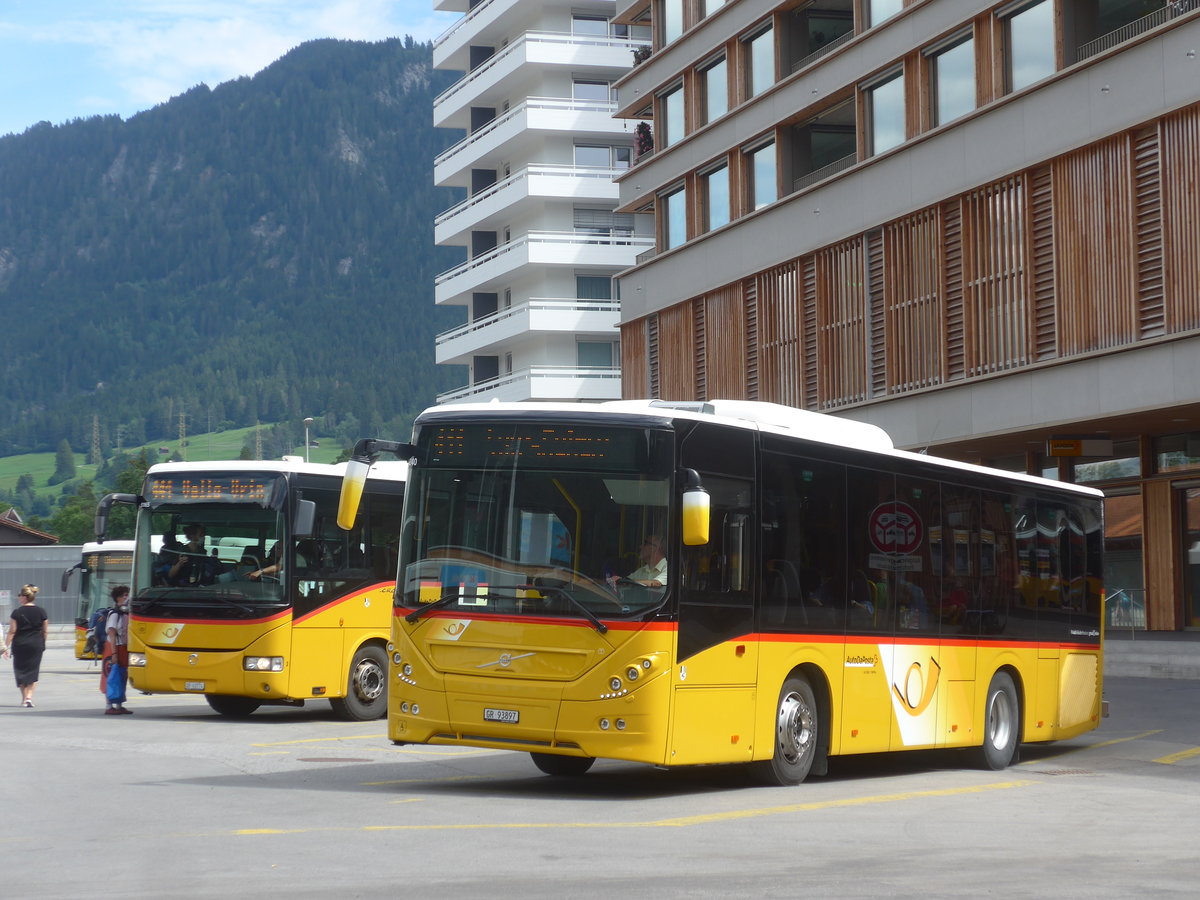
[79,549,133,621]
[400,422,674,619]
[133,507,288,614]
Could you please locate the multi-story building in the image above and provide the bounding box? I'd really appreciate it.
[612,0,1200,630]
[431,0,653,403]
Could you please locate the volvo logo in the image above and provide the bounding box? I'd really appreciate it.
[188,654,199,666]
[476,651,534,669]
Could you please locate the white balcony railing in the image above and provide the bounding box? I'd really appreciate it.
[436,297,621,345]
[435,230,653,288]
[438,365,623,404]
[435,32,640,112]
[434,0,494,49]
[435,165,624,230]
[1078,0,1199,60]
[435,97,619,172]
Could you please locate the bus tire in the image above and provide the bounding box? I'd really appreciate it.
[330,644,388,721]
[205,694,261,717]
[976,670,1020,770]
[753,675,819,786]
[530,753,595,776]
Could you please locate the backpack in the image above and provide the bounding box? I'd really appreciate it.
[88,607,112,659]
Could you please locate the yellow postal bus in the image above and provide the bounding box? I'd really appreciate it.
[96,458,405,719]
[62,540,135,659]
[340,400,1103,782]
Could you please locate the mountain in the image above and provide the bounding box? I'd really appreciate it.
[0,37,465,458]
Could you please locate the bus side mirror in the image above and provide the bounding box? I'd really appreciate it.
[679,469,710,546]
[337,456,370,531]
[95,492,142,543]
[61,563,80,593]
[294,499,316,538]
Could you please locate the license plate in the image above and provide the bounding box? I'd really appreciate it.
[185,681,206,691]
[484,707,518,723]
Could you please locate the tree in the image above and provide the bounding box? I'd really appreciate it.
[45,482,98,543]
[49,439,76,486]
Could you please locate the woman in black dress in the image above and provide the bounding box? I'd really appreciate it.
[4,584,49,708]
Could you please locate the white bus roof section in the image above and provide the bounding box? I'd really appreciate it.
[146,459,407,484]
[422,398,1102,499]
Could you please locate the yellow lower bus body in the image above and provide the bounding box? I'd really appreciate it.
[128,587,392,704]
[388,614,1101,768]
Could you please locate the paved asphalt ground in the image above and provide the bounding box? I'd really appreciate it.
[1,647,1198,899]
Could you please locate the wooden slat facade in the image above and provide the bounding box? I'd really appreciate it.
[624,102,1200,410]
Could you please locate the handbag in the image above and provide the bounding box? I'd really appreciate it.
[116,645,130,667]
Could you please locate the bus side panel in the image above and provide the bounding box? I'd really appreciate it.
[839,640,893,754]
[754,638,842,760]
[667,634,760,764]
[1055,650,1101,738]
[291,585,392,700]
[976,646,1040,743]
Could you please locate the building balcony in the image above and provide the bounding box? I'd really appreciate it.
[436,231,652,304]
[435,165,623,245]
[435,32,639,129]
[438,365,623,404]
[436,297,621,363]
[435,97,627,187]
[434,0,602,66]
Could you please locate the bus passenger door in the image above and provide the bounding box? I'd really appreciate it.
[672,425,758,765]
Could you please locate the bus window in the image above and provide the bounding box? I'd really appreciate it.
[759,450,846,633]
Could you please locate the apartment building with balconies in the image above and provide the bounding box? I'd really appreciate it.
[612,0,1200,630]
[432,0,653,403]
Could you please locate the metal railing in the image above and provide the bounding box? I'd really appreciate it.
[790,28,855,75]
[435,32,643,110]
[436,298,621,345]
[435,98,619,171]
[1078,0,1199,61]
[435,230,653,287]
[435,165,623,229]
[437,365,622,404]
[792,151,858,193]
[1106,588,1147,632]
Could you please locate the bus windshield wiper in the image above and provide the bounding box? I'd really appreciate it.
[534,584,607,634]
[405,591,466,624]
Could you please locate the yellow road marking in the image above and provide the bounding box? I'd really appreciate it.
[1153,746,1200,765]
[1020,729,1163,764]
[228,779,1037,836]
[248,751,290,757]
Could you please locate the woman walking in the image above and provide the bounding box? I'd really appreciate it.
[3,584,49,708]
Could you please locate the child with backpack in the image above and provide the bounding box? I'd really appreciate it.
[102,585,133,715]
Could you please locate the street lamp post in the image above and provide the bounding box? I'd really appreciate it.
[303,417,314,463]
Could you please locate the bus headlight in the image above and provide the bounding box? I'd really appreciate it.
[128,653,146,667]
[609,677,623,692]
[243,656,284,672]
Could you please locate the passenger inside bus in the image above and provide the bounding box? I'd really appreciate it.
[168,524,222,586]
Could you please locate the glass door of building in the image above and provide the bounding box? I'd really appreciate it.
[1183,487,1200,628]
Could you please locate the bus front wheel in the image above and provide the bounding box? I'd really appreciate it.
[205,694,261,717]
[755,675,818,786]
[530,753,595,776]
[330,645,388,721]
[976,671,1020,770]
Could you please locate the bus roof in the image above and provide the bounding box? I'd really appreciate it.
[421,399,1102,499]
[81,540,135,554]
[146,459,407,484]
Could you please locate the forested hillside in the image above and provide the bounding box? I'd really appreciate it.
[0,37,464,459]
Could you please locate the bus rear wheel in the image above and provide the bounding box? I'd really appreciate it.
[205,694,261,717]
[330,645,388,721]
[754,675,818,786]
[976,670,1020,769]
[530,753,595,776]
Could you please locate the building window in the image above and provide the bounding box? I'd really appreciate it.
[701,56,728,125]
[661,0,685,45]
[573,80,611,102]
[1073,440,1142,483]
[614,146,632,169]
[869,0,903,27]
[578,341,617,367]
[1155,433,1200,473]
[572,15,608,36]
[1004,0,1055,92]
[663,185,688,249]
[932,36,975,126]
[748,141,777,210]
[866,71,905,155]
[661,84,685,147]
[745,25,776,98]
[702,165,730,231]
[574,145,610,168]
[576,275,613,300]
[702,0,727,17]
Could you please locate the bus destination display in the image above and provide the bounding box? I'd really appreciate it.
[146,474,284,505]
[425,424,645,471]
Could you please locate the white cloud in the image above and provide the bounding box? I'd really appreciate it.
[1,0,453,130]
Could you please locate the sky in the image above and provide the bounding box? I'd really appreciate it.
[0,0,458,138]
